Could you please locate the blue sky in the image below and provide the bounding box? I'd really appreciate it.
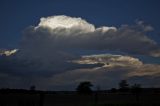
[0,0,160,48]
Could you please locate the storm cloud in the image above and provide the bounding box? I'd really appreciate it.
[20,15,159,58]
[0,15,160,90]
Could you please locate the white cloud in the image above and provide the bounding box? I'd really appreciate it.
[20,15,159,60]
[36,15,96,33]
[72,54,143,67]
[0,49,18,56]
[96,26,117,33]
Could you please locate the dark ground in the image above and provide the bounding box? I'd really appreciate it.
[0,91,160,106]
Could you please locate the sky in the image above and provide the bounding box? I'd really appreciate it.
[1,0,160,48]
[0,0,160,90]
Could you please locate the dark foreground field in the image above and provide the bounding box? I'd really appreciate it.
[0,91,160,106]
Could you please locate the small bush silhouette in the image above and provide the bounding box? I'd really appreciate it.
[119,80,129,92]
[76,81,93,94]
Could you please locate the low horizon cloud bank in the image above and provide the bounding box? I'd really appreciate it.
[0,15,160,90]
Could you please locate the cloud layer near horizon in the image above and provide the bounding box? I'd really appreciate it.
[0,15,160,90]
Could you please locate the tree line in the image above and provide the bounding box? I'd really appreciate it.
[76,80,142,94]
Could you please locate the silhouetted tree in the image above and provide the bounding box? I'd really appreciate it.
[76,81,93,94]
[119,80,129,92]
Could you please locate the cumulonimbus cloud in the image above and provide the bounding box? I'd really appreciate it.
[20,15,160,60]
[0,15,160,90]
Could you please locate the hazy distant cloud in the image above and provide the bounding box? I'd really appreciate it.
[42,54,160,90]
[127,64,160,77]
[0,53,160,90]
[135,20,154,32]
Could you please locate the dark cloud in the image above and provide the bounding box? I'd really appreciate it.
[0,15,160,90]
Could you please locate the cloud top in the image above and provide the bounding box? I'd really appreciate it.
[37,15,95,33]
